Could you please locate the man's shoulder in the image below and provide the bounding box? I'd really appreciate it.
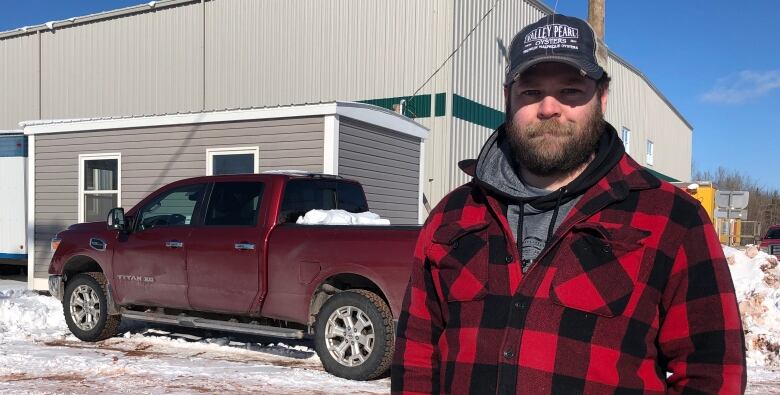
[631,176,711,228]
[429,182,482,216]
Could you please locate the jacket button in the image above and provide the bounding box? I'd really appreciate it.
[601,245,612,253]
[514,301,524,310]
[503,350,515,359]
[453,241,459,249]
[505,255,513,263]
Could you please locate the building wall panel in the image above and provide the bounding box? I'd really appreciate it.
[39,3,203,121]
[204,0,451,110]
[338,119,420,225]
[0,33,39,130]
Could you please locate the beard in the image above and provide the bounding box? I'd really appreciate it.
[505,102,605,176]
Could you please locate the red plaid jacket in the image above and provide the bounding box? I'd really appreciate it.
[392,154,746,394]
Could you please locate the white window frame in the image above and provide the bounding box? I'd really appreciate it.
[621,127,631,155]
[206,146,260,176]
[646,140,654,166]
[78,152,121,223]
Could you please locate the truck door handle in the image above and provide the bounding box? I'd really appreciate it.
[89,238,107,251]
[165,240,184,248]
[234,242,255,251]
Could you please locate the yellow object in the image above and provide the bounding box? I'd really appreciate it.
[672,181,741,245]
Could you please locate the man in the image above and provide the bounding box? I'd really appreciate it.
[392,14,746,394]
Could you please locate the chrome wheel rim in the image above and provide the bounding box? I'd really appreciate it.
[69,284,101,331]
[324,306,375,367]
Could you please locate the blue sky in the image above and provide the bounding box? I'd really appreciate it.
[542,1,780,190]
[2,1,778,190]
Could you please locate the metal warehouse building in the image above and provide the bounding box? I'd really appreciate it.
[0,0,693,290]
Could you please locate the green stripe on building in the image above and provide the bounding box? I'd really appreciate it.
[452,94,504,129]
[644,167,679,182]
[435,93,446,117]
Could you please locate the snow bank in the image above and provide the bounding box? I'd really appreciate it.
[296,209,390,225]
[724,245,780,367]
[0,288,67,340]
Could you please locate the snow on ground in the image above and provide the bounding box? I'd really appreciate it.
[724,245,780,368]
[3,246,780,393]
[0,282,389,394]
[296,209,391,225]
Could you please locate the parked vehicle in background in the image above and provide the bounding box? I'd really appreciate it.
[47,172,420,380]
[760,225,780,257]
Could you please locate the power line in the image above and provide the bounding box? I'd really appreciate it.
[401,0,503,109]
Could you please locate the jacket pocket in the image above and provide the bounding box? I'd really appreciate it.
[429,221,490,302]
[549,223,648,317]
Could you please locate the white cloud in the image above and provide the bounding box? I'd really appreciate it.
[700,70,780,104]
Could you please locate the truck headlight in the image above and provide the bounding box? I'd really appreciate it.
[51,236,61,252]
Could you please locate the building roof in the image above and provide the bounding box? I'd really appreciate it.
[21,101,429,140]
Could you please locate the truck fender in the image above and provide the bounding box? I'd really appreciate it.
[61,255,119,314]
[307,273,390,328]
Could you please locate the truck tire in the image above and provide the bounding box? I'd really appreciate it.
[63,272,121,342]
[314,289,394,380]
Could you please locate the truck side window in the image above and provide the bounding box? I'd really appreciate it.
[337,182,369,213]
[205,182,265,226]
[137,184,205,231]
[279,180,369,223]
[279,180,336,223]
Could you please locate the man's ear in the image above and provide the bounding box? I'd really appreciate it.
[599,87,609,113]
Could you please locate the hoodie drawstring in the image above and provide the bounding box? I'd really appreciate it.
[545,187,566,245]
[516,202,525,262]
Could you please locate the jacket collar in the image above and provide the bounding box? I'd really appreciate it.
[467,152,661,244]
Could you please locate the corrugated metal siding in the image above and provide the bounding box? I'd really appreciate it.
[204,0,451,110]
[605,57,692,181]
[0,33,39,130]
[452,0,546,110]
[33,116,324,277]
[39,3,203,120]
[445,0,547,196]
[338,118,420,225]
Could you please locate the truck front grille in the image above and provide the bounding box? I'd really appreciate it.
[771,245,780,256]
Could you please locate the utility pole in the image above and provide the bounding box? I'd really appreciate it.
[588,0,605,40]
[588,0,608,68]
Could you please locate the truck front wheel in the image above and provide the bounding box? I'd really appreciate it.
[314,289,394,380]
[63,272,121,342]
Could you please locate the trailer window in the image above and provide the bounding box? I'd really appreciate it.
[79,153,121,223]
[206,146,259,175]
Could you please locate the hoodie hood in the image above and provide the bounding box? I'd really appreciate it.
[473,121,625,210]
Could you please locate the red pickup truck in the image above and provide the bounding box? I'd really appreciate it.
[48,173,420,380]
[760,225,780,257]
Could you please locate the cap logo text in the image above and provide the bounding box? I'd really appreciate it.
[524,24,579,43]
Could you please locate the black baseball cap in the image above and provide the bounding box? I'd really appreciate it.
[505,14,605,85]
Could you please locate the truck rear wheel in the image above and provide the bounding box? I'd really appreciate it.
[63,272,121,342]
[314,289,394,380]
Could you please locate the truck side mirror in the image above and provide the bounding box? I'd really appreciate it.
[107,207,127,232]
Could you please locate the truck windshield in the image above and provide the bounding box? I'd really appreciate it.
[279,180,368,223]
[766,228,780,239]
